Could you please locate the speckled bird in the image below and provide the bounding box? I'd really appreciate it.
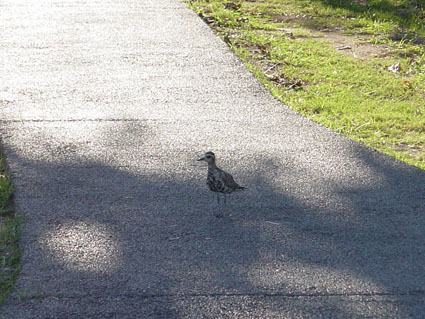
[197,151,246,208]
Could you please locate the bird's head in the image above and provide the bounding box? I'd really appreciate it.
[197,151,216,164]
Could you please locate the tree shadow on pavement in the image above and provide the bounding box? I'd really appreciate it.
[1,136,425,318]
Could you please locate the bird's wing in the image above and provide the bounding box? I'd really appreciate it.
[218,168,242,189]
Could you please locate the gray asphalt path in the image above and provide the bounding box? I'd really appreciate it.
[1,0,425,318]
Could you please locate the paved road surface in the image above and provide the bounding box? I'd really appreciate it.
[1,0,424,318]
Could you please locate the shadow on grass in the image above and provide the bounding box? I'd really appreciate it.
[0,129,424,318]
[318,0,424,33]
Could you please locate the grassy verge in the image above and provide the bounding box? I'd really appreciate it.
[187,0,425,169]
[0,155,20,306]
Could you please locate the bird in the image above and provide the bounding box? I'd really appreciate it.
[198,151,246,216]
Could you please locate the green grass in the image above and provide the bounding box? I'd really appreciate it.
[0,156,20,306]
[187,0,425,169]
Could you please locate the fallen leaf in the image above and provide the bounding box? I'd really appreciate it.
[224,2,241,10]
[403,80,413,88]
[336,45,351,50]
[257,44,268,54]
[237,16,249,22]
[199,13,216,24]
[285,30,294,39]
[266,74,306,90]
[205,17,216,24]
[289,79,305,89]
[388,62,401,73]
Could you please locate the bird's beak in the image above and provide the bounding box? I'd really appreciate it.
[197,156,205,161]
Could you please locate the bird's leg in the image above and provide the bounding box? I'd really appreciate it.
[222,194,228,217]
[215,194,224,218]
[214,193,225,218]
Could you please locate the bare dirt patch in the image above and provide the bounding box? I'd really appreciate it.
[271,12,391,60]
[316,31,392,60]
[279,26,392,60]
